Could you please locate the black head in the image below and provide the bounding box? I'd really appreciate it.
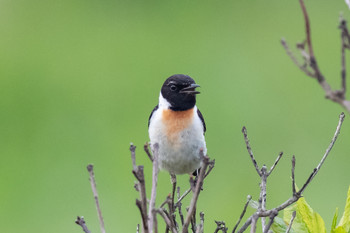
[161,74,200,111]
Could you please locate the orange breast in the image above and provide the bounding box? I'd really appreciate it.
[162,108,194,142]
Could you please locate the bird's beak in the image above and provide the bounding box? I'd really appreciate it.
[180,84,200,95]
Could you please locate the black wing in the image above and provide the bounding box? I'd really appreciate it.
[148,105,159,128]
[197,108,206,134]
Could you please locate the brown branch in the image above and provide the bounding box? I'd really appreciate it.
[75,216,91,233]
[232,195,252,233]
[148,144,160,233]
[156,209,178,233]
[285,211,296,233]
[298,112,345,194]
[263,210,278,233]
[204,159,215,178]
[259,166,268,231]
[237,112,345,233]
[87,164,106,233]
[282,0,350,112]
[242,127,261,176]
[267,152,283,176]
[175,188,191,207]
[176,187,185,227]
[130,144,149,233]
[144,142,154,162]
[214,221,228,233]
[170,174,177,224]
[182,153,211,233]
[280,39,315,78]
[250,214,259,233]
[291,156,296,195]
[195,212,204,233]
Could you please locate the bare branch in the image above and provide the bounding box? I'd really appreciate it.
[242,126,261,176]
[250,214,259,233]
[156,209,178,233]
[175,189,191,208]
[263,210,278,233]
[267,152,283,176]
[232,195,252,233]
[214,221,228,233]
[283,0,350,112]
[259,166,268,231]
[298,112,345,195]
[130,145,149,233]
[87,164,106,233]
[291,156,296,195]
[144,142,154,162]
[75,216,91,233]
[281,39,316,78]
[149,144,160,233]
[237,113,345,233]
[182,153,211,233]
[285,211,296,233]
[170,174,177,223]
[204,159,216,178]
[195,212,204,233]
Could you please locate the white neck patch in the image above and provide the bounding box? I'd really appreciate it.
[158,92,171,109]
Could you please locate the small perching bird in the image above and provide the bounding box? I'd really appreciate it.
[148,74,207,175]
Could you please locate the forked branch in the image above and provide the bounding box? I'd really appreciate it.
[282,0,350,112]
[234,112,345,233]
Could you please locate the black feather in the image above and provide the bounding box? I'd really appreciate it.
[148,105,159,128]
[197,108,206,134]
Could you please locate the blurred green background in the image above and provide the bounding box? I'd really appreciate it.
[1,0,349,232]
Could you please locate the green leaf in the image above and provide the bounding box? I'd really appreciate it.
[338,186,350,232]
[296,197,326,233]
[333,226,347,233]
[281,197,326,233]
[271,216,296,233]
[331,208,339,233]
[283,200,309,233]
[271,216,288,233]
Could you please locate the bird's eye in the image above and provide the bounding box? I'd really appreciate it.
[170,85,177,91]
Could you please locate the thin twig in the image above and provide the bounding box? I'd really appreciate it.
[291,156,296,195]
[298,112,345,195]
[232,195,252,233]
[204,159,215,178]
[177,187,185,226]
[263,210,278,233]
[250,214,259,233]
[175,189,191,207]
[282,0,350,112]
[195,212,204,233]
[190,207,197,233]
[75,216,91,233]
[237,113,345,233]
[170,174,177,223]
[149,143,160,233]
[242,126,261,176]
[267,152,283,176]
[131,144,149,233]
[281,39,315,78]
[285,211,296,233]
[156,209,178,233]
[214,221,228,233]
[182,153,211,233]
[87,164,106,233]
[144,142,154,162]
[259,166,268,231]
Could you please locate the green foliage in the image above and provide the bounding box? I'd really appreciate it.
[272,186,350,233]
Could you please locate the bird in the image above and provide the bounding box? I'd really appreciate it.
[148,74,207,175]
